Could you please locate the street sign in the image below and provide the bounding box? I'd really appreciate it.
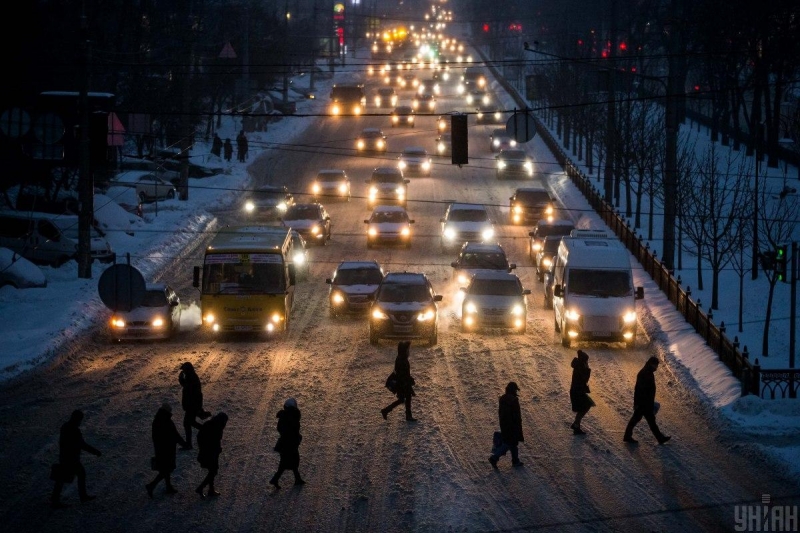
[506,111,537,143]
[97,263,146,312]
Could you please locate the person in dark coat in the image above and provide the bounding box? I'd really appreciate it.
[223,138,233,162]
[51,410,102,508]
[380,341,417,422]
[269,398,305,489]
[569,350,595,435]
[179,362,209,449]
[146,403,187,498]
[211,134,223,157]
[236,130,248,162]
[623,357,671,444]
[195,412,228,498]
[489,382,524,468]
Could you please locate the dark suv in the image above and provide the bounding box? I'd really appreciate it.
[369,272,442,345]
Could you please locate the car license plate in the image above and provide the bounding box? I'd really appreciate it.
[234,325,253,332]
[394,325,413,333]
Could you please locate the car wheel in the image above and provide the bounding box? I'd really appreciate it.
[554,316,561,332]
[369,326,379,345]
[561,333,571,348]
[544,296,552,310]
[429,326,438,345]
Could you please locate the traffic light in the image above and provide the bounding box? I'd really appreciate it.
[759,250,776,272]
[451,114,468,165]
[775,244,788,283]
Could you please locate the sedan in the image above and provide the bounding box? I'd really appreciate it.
[460,272,530,334]
[476,104,503,124]
[243,185,294,219]
[365,205,414,248]
[326,260,385,317]
[391,106,416,128]
[356,128,388,153]
[109,283,181,341]
[412,93,437,112]
[398,146,432,177]
[280,203,332,245]
[312,169,351,202]
[111,171,177,203]
[496,149,534,179]
[490,128,517,153]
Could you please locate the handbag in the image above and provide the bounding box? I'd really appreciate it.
[150,456,159,471]
[385,371,398,394]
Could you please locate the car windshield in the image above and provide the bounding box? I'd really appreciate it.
[515,190,549,204]
[253,189,285,200]
[448,208,488,222]
[373,173,403,183]
[372,211,408,223]
[377,282,431,303]
[404,149,426,156]
[335,267,384,285]
[141,290,168,307]
[460,252,508,269]
[543,239,561,253]
[468,278,521,296]
[318,174,345,183]
[202,262,286,294]
[285,205,319,219]
[363,131,382,138]
[501,151,526,160]
[568,269,631,297]
[537,225,574,238]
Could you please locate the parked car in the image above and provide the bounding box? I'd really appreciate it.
[312,169,351,202]
[326,260,385,317]
[439,202,495,253]
[0,247,47,289]
[111,171,177,203]
[243,185,295,219]
[365,205,414,248]
[460,271,530,334]
[108,283,181,341]
[101,187,143,219]
[369,271,442,345]
[118,156,181,186]
[356,128,388,153]
[398,146,432,177]
[280,203,331,245]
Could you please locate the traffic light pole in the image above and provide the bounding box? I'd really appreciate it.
[77,11,93,279]
[791,241,797,371]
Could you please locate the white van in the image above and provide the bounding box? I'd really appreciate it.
[551,234,643,348]
[0,211,115,266]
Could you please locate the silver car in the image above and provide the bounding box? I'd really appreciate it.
[108,283,181,341]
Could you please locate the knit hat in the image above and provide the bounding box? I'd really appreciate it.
[577,350,589,361]
[180,362,194,371]
[284,398,298,409]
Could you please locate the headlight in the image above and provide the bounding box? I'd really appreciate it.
[457,273,470,285]
[293,252,305,265]
[481,228,495,241]
[464,302,477,314]
[375,97,381,106]
[277,202,287,211]
[493,139,500,147]
[312,183,321,193]
[428,101,435,110]
[392,116,399,123]
[510,140,517,147]
[271,313,283,324]
[565,309,581,321]
[418,86,425,95]
[477,112,484,119]
[513,205,523,214]
[377,140,385,148]
[482,95,490,105]
[372,308,389,320]
[152,317,165,328]
[623,311,637,323]
[398,160,407,169]
[524,161,533,171]
[439,120,446,131]
[358,140,365,149]
[310,225,320,235]
[338,184,348,193]
[466,95,474,104]
[542,257,552,268]
[494,112,501,120]
[354,105,362,115]
[443,227,456,240]
[203,313,215,324]
[332,104,340,115]
[532,242,542,252]
[408,116,414,123]
[438,142,445,153]
[511,304,524,316]
[443,72,449,81]
[332,291,345,304]
[457,85,465,94]
[478,78,486,87]
[422,161,431,171]
[368,227,378,236]
[369,186,378,198]
[245,201,255,213]
[497,161,507,169]
[110,317,125,328]
[417,308,436,321]
[400,226,411,236]
[545,205,554,215]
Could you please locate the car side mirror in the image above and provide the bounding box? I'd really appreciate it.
[433,295,443,302]
[636,287,644,300]
[508,263,517,270]
[325,278,332,284]
[192,266,200,288]
[522,289,531,295]
[554,285,564,298]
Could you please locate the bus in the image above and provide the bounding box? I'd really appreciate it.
[329,84,366,116]
[193,226,296,335]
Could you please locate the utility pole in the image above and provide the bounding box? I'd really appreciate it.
[310,0,318,92]
[283,0,290,104]
[662,0,681,272]
[603,0,617,203]
[752,123,763,278]
[790,241,797,372]
[179,0,197,201]
[77,5,93,279]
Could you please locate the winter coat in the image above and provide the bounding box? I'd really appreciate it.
[59,419,100,469]
[569,357,592,413]
[633,363,657,414]
[223,140,233,161]
[211,135,222,157]
[275,406,302,470]
[197,414,227,470]
[179,369,203,413]
[152,408,186,473]
[498,392,524,445]
[394,349,415,400]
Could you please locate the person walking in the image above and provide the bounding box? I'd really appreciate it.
[236,130,248,162]
[51,410,102,509]
[195,412,228,498]
[223,138,233,162]
[380,341,416,422]
[569,350,595,435]
[269,398,305,489]
[489,382,524,468]
[211,134,222,158]
[146,403,187,498]
[178,362,210,449]
[623,356,671,444]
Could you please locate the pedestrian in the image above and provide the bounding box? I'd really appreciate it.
[380,340,417,422]
[211,133,222,157]
[236,129,248,162]
[269,398,305,489]
[623,356,671,444]
[488,382,524,468]
[145,403,187,498]
[195,412,228,498]
[223,138,233,162]
[569,350,595,435]
[51,410,102,509]
[178,362,210,449]
[242,132,249,161]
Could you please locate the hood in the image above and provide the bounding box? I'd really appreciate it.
[380,301,429,313]
[117,305,168,321]
[403,156,427,164]
[375,182,403,191]
[446,221,491,232]
[566,295,632,316]
[283,219,318,230]
[371,222,408,232]
[337,283,380,295]
[465,294,523,310]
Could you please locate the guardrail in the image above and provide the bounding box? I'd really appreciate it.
[475,45,770,397]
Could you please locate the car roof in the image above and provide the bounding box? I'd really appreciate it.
[469,271,520,282]
[362,127,383,134]
[500,149,526,157]
[254,184,288,192]
[403,146,426,153]
[383,272,427,283]
[460,242,505,253]
[337,260,382,270]
[372,167,402,175]
[395,106,413,112]
[449,202,487,210]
